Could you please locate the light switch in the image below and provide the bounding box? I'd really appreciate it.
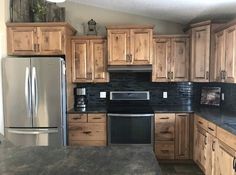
[100,92,106,98]
[163,92,168,99]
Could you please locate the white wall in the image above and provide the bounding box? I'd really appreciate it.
[0,0,9,135]
[59,2,184,35]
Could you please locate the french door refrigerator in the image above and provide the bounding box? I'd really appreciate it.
[2,57,66,146]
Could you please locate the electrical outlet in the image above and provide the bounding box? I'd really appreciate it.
[163,92,168,99]
[100,92,106,98]
[221,93,224,101]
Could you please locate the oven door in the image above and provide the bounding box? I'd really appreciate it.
[108,113,154,145]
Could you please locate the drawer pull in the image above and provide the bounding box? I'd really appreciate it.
[83,131,92,134]
[160,117,169,120]
[208,127,214,131]
[177,115,188,117]
[161,150,169,153]
[160,131,172,134]
[233,157,236,172]
[204,135,207,145]
[72,117,82,120]
[92,117,102,120]
[212,141,216,151]
[198,121,203,125]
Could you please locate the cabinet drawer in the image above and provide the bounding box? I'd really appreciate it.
[195,115,208,130]
[155,114,175,141]
[69,140,106,146]
[68,114,87,123]
[207,122,216,136]
[88,113,106,123]
[69,123,106,141]
[217,126,236,151]
[155,141,174,160]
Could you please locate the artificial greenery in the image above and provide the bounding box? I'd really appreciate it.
[32,0,47,22]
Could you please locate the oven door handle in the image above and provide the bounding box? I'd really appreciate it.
[107,113,154,117]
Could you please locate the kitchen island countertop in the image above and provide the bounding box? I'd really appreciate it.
[0,135,161,175]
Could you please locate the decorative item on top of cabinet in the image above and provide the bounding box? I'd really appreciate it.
[154,113,192,160]
[7,22,76,55]
[68,113,107,146]
[106,25,153,65]
[152,35,189,82]
[186,21,223,82]
[214,24,236,83]
[71,36,109,83]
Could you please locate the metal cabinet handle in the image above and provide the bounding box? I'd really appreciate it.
[129,54,132,62]
[208,127,214,131]
[206,71,209,80]
[126,54,130,62]
[220,71,224,80]
[223,71,227,80]
[198,121,203,125]
[72,117,82,120]
[160,131,172,134]
[159,117,169,120]
[212,140,216,151]
[171,72,174,79]
[204,135,207,145]
[233,157,236,172]
[83,131,92,134]
[167,72,171,80]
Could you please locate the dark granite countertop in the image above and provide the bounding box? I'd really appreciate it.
[68,105,107,114]
[0,135,161,175]
[152,105,194,113]
[194,107,236,135]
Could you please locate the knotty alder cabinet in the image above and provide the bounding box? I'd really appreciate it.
[71,36,109,83]
[68,113,107,146]
[214,25,236,83]
[7,22,76,55]
[154,113,192,160]
[194,114,236,175]
[107,25,153,65]
[152,35,189,82]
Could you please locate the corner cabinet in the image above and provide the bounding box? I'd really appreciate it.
[107,25,153,65]
[154,113,192,160]
[71,36,109,83]
[152,35,189,82]
[7,22,76,55]
[214,25,236,83]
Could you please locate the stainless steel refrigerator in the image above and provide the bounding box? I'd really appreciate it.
[2,57,66,146]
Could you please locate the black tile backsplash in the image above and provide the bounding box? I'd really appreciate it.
[76,72,194,107]
[193,82,236,112]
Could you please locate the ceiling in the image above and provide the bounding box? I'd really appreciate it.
[69,0,236,24]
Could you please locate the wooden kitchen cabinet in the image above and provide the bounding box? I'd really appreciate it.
[71,36,109,83]
[205,133,217,175]
[68,113,107,146]
[7,22,76,55]
[107,25,153,65]
[152,35,189,82]
[190,24,210,82]
[154,113,191,160]
[214,25,236,83]
[175,113,190,159]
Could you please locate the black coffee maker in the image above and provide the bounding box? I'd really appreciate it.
[74,87,87,111]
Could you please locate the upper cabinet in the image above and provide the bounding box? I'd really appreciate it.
[107,25,153,65]
[71,36,109,83]
[7,22,76,56]
[189,24,211,82]
[152,35,189,82]
[214,25,236,83]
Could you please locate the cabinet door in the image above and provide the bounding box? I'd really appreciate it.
[72,40,92,82]
[7,27,37,55]
[175,113,190,159]
[152,38,171,82]
[215,141,236,175]
[194,126,207,173]
[130,29,153,65]
[191,25,210,82]
[38,27,65,55]
[225,25,236,83]
[90,39,109,83]
[171,37,189,82]
[107,29,130,65]
[214,31,226,82]
[205,133,217,175]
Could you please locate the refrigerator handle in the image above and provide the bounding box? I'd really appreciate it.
[8,128,58,135]
[25,67,31,118]
[32,67,38,118]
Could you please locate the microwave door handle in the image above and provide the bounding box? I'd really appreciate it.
[25,67,31,118]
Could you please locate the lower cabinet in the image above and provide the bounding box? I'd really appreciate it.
[154,113,191,160]
[68,113,107,146]
[194,114,236,175]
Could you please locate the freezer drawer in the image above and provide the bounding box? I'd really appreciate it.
[5,128,61,146]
